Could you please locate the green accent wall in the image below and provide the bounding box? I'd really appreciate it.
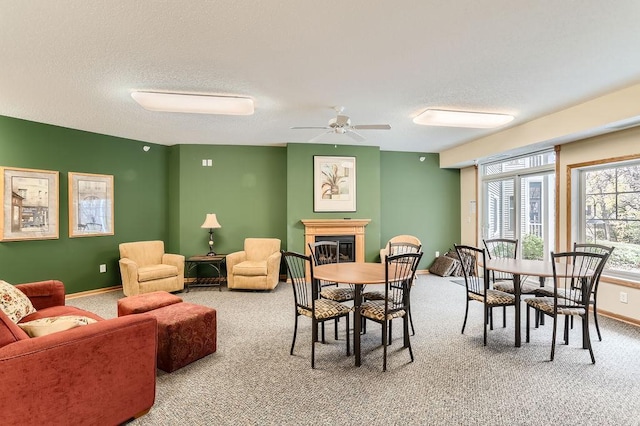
[0,115,169,293]
[286,143,382,261]
[0,114,461,293]
[171,144,287,257]
[380,151,461,268]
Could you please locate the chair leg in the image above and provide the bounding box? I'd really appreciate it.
[311,320,317,369]
[503,306,506,328]
[382,318,388,372]
[290,314,299,355]
[489,308,494,330]
[334,317,339,341]
[321,322,326,344]
[461,298,470,334]
[483,305,488,346]
[563,316,569,345]
[551,315,558,361]
[404,315,414,362]
[345,314,350,356]
[409,308,415,336]
[593,301,602,341]
[526,304,530,343]
[583,314,595,364]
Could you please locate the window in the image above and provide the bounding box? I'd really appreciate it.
[578,160,640,280]
[482,150,555,260]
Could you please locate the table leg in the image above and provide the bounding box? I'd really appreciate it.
[514,274,521,347]
[354,285,362,367]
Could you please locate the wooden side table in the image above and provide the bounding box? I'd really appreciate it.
[185,254,227,292]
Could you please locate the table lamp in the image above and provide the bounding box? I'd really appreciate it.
[201,213,222,256]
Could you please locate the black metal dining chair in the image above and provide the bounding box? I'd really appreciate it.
[534,243,614,341]
[363,241,422,335]
[308,241,355,341]
[282,250,352,369]
[525,251,608,363]
[454,244,516,346]
[360,251,422,371]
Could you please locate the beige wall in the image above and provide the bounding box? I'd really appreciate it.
[459,166,477,246]
[457,127,640,324]
[558,127,640,323]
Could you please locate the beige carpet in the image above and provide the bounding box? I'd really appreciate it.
[69,274,640,425]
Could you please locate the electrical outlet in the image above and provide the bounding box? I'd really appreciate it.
[435,251,440,258]
[620,292,628,304]
[99,264,107,273]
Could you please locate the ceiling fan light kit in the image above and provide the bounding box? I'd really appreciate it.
[131,91,254,115]
[413,109,514,128]
[291,106,391,142]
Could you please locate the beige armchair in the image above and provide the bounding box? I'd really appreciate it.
[380,234,422,262]
[226,238,282,290]
[119,240,185,296]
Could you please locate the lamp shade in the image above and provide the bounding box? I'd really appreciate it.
[201,214,221,229]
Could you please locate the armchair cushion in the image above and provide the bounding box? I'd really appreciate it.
[18,315,98,338]
[0,280,36,323]
[233,261,268,276]
[138,264,179,282]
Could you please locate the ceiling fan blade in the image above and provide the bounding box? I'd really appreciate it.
[351,124,391,130]
[290,126,331,130]
[346,130,366,142]
[336,115,350,126]
[308,130,333,143]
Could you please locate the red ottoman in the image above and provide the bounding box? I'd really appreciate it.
[117,292,217,373]
[151,302,217,372]
[117,291,183,316]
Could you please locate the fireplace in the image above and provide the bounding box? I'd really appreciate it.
[302,219,370,281]
[301,219,370,263]
[314,235,356,263]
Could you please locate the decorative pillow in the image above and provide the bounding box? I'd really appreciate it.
[445,250,463,276]
[0,280,36,323]
[18,315,97,338]
[429,256,459,277]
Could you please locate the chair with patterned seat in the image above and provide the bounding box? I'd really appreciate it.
[360,251,423,371]
[308,241,355,341]
[525,250,608,363]
[282,251,352,369]
[364,241,422,335]
[454,244,516,346]
[534,243,613,341]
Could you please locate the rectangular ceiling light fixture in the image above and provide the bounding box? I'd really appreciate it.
[413,109,514,128]
[131,91,254,115]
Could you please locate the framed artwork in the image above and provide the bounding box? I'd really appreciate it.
[0,166,59,241]
[68,172,114,237]
[313,156,356,212]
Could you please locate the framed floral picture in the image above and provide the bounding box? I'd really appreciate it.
[68,172,114,237]
[0,166,59,241]
[313,156,356,212]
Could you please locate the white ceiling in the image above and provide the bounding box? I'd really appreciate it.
[2,1,640,155]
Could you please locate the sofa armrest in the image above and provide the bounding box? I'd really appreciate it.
[119,258,140,295]
[0,314,157,425]
[15,280,65,310]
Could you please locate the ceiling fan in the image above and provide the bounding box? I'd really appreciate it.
[291,106,391,142]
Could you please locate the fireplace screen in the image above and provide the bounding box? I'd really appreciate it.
[314,235,355,262]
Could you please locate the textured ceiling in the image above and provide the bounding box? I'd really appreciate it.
[2,1,640,155]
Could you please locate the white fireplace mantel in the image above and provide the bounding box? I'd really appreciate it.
[301,218,370,262]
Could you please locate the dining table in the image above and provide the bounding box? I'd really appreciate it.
[482,258,557,347]
[313,262,407,367]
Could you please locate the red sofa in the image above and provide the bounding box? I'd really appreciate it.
[0,280,158,426]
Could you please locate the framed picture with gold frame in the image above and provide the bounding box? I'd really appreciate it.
[68,172,114,238]
[0,166,59,241]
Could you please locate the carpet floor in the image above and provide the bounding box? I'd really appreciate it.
[68,274,640,425]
